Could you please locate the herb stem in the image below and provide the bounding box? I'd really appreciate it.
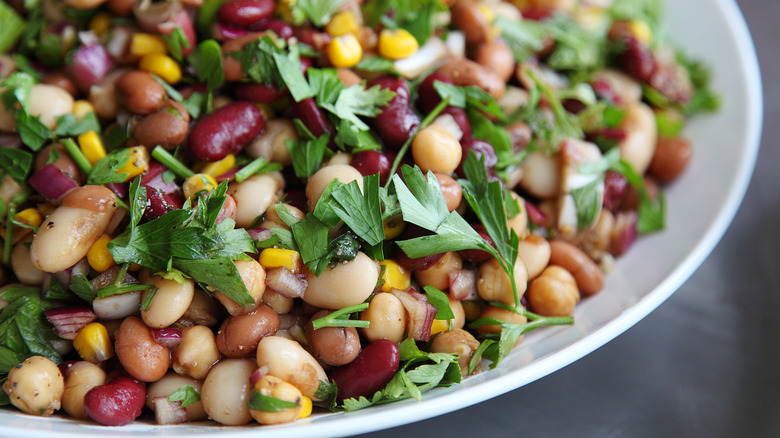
[312,302,369,330]
[384,97,450,189]
[61,138,93,175]
[2,203,15,265]
[152,146,195,179]
[234,157,280,182]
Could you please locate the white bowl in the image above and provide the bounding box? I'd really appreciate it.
[0,0,762,436]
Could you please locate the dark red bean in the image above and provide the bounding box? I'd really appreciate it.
[351,150,392,185]
[141,161,178,194]
[293,26,331,51]
[441,106,471,139]
[329,339,400,401]
[617,36,655,82]
[292,97,333,138]
[603,170,628,212]
[460,137,497,169]
[84,376,146,426]
[369,77,420,149]
[610,211,637,256]
[396,226,444,271]
[417,72,453,114]
[458,224,494,263]
[188,101,265,161]
[235,82,285,102]
[249,18,294,39]
[218,0,274,27]
[145,187,182,220]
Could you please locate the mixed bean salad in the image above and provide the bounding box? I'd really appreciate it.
[0,0,717,427]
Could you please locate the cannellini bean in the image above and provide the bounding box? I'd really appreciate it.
[593,69,642,104]
[255,336,328,398]
[303,251,379,310]
[28,84,74,130]
[619,102,658,175]
[92,291,141,320]
[201,359,256,425]
[518,151,560,199]
[3,356,64,416]
[146,373,207,421]
[228,172,284,228]
[140,274,195,328]
[62,361,106,419]
[11,241,44,285]
[305,164,363,211]
[172,325,220,380]
[30,186,117,273]
[245,118,297,166]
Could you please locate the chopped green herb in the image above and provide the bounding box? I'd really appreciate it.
[247,390,300,412]
[87,147,133,185]
[0,147,33,184]
[169,384,201,408]
[311,303,369,330]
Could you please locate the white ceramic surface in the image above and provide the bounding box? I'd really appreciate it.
[0,0,762,436]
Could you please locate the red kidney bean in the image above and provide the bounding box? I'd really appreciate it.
[189,101,265,162]
[351,150,392,185]
[610,211,637,256]
[145,187,183,220]
[369,77,420,149]
[396,226,445,271]
[603,170,628,212]
[459,137,497,170]
[219,0,275,28]
[441,106,471,139]
[141,161,179,194]
[235,82,285,102]
[293,26,331,51]
[329,339,400,401]
[417,72,453,114]
[249,18,294,39]
[84,375,146,426]
[292,97,333,138]
[458,224,494,264]
[617,36,655,82]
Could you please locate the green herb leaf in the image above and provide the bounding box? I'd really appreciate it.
[188,39,225,92]
[290,0,347,27]
[169,384,201,408]
[311,303,369,329]
[320,83,395,131]
[0,1,25,53]
[161,26,190,61]
[423,286,454,320]
[87,148,132,184]
[0,147,33,184]
[247,390,300,412]
[175,257,253,306]
[0,294,60,373]
[234,157,283,183]
[15,111,52,151]
[272,51,313,102]
[69,274,95,304]
[355,56,396,73]
[138,287,158,311]
[329,174,385,247]
[494,16,546,63]
[53,112,101,137]
[287,133,329,178]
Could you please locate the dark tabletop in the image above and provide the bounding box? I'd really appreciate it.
[358,1,779,436]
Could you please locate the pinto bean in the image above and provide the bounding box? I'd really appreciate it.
[132,101,190,149]
[548,240,604,296]
[114,316,170,382]
[649,136,692,183]
[188,101,265,162]
[30,185,117,273]
[115,70,168,115]
[305,310,361,366]
[436,58,505,99]
[475,40,515,82]
[216,304,279,358]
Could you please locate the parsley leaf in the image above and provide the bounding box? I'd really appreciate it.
[423,286,454,320]
[364,0,447,45]
[320,83,395,131]
[0,292,59,373]
[329,174,385,247]
[247,390,300,412]
[290,0,347,27]
[187,39,224,92]
[168,384,201,408]
[87,148,133,185]
[545,14,607,72]
[494,16,546,63]
[53,112,101,137]
[287,133,330,178]
[0,1,25,53]
[0,147,33,184]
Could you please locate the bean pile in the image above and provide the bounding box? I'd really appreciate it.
[0,0,716,428]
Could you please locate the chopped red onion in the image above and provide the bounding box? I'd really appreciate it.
[151,327,183,349]
[265,267,307,299]
[249,366,268,387]
[69,42,114,90]
[449,268,479,301]
[525,200,551,228]
[29,164,78,201]
[248,228,274,242]
[44,306,96,340]
[152,396,188,425]
[610,211,638,256]
[390,288,436,342]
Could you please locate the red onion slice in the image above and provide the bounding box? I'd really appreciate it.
[29,164,78,201]
[152,396,188,425]
[390,288,436,342]
[151,327,183,349]
[44,306,97,340]
[449,268,479,301]
[69,42,114,90]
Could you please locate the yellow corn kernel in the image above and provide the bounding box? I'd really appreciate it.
[383,216,406,240]
[139,53,182,84]
[379,259,411,293]
[377,28,419,60]
[117,146,150,181]
[259,248,302,273]
[78,131,107,166]
[430,319,449,336]
[183,173,218,199]
[15,208,43,228]
[325,11,359,37]
[326,34,363,68]
[72,100,95,119]
[198,154,235,178]
[629,19,652,46]
[73,322,114,363]
[476,3,496,24]
[297,396,312,418]
[87,234,116,273]
[130,33,167,57]
[89,13,112,37]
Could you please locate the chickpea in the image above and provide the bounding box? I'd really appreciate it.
[3,356,64,416]
[172,325,220,380]
[477,256,528,306]
[430,328,480,376]
[228,172,284,229]
[415,251,462,291]
[214,258,267,315]
[249,375,303,425]
[216,304,280,358]
[255,336,328,398]
[305,310,362,366]
[201,359,256,425]
[140,274,195,328]
[527,265,580,316]
[303,251,379,310]
[62,361,106,419]
[305,164,364,211]
[360,292,407,344]
[411,125,462,175]
[506,191,529,238]
[516,234,551,280]
[146,373,207,421]
[448,296,466,330]
[434,173,463,212]
[245,119,298,166]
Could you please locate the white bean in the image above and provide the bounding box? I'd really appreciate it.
[518,151,560,199]
[620,102,658,175]
[28,84,74,130]
[255,336,328,398]
[11,241,44,285]
[214,258,266,315]
[305,164,363,211]
[146,372,207,421]
[201,359,256,425]
[228,172,283,228]
[303,251,379,310]
[140,274,195,328]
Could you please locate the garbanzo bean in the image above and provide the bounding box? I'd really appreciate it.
[516,234,552,280]
[3,356,64,416]
[430,328,480,376]
[172,325,221,380]
[415,251,462,291]
[62,361,106,419]
[527,265,580,316]
[249,375,303,425]
[411,125,462,175]
[360,292,407,344]
[477,256,528,306]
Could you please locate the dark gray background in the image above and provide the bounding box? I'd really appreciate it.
[358,0,778,436]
